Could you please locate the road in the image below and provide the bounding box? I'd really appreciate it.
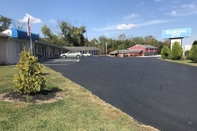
[44,57,197,131]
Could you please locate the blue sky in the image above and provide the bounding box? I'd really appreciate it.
[1,0,197,45]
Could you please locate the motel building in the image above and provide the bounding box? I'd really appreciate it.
[0,28,100,65]
[63,46,101,55]
[110,44,158,57]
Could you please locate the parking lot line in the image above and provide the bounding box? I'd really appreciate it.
[43,64,69,65]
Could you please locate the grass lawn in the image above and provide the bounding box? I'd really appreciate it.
[159,58,197,67]
[0,65,158,131]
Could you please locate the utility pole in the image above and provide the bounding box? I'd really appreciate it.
[106,43,107,55]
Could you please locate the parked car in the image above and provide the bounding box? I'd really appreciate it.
[60,51,83,58]
[83,53,92,57]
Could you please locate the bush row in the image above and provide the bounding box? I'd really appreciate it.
[161,40,197,63]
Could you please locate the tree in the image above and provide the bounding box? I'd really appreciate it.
[132,37,144,44]
[188,44,197,62]
[68,25,86,46]
[118,34,126,42]
[98,36,107,54]
[59,21,86,46]
[0,15,12,31]
[163,39,170,47]
[12,20,25,30]
[41,20,86,46]
[144,35,156,44]
[161,46,170,59]
[118,34,128,49]
[41,24,53,38]
[170,41,183,60]
[157,41,164,54]
[41,24,65,46]
[90,38,98,47]
[13,48,46,94]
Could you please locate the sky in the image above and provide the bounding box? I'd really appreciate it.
[1,0,197,45]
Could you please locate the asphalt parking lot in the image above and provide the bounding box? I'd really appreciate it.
[45,56,197,131]
[42,58,80,65]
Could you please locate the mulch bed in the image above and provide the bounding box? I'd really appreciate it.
[2,89,58,103]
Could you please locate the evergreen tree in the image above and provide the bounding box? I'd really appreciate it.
[13,48,46,94]
[170,42,183,60]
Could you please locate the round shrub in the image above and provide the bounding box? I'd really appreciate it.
[170,41,183,60]
[188,45,197,63]
[192,40,197,45]
[161,46,170,59]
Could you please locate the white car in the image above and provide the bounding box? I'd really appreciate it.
[60,51,83,58]
[83,53,92,57]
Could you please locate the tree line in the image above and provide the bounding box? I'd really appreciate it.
[92,35,171,54]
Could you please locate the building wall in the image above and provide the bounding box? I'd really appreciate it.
[129,52,143,56]
[144,48,157,53]
[129,45,146,52]
[118,52,143,57]
[1,36,101,64]
[0,38,7,64]
[34,42,62,59]
[129,45,157,56]
[7,39,31,64]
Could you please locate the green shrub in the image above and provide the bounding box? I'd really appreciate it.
[188,45,197,63]
[192,40,197,45]
[161,46,170,59]
[13,48,46,94]
[170,41,183,60]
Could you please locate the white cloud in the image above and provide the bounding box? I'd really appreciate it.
[170,11,177,16]
[154,0,161,2]
[181,4,196,9]
[123,14,139,19]
[140,19,173,26]
[50,19,57,23]
[93,19,172,31]
[116,24,138,30]
[170,10,197,16]
[168,2,197,16]
[19,14,42,24]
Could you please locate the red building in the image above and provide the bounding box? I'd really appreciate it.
[128,44,158,56]
[109,44,158,57]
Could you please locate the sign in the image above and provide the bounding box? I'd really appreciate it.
[162,28,191,38]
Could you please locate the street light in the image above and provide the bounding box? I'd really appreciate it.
[106,43,107,55]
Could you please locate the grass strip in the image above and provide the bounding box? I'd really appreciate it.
[0,65,158,131]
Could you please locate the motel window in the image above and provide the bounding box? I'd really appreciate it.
[46,47,48,56]
[50,48,53,57]
[54,49,58,56]
[37,46,42,54]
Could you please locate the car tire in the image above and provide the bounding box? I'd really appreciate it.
[76,55,80,58]
[62,55,66,58]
